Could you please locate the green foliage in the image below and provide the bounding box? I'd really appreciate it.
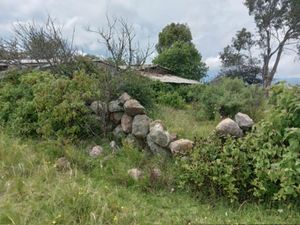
[189,77,265,120]
[178,84,300,202]
[0,70,100,138]
[156,91,186,109]
[155,23,192,54]
[115,71,156,108]
[153,41,208,80]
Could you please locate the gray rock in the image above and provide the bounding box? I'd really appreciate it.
[108,100,123,113]
[121,114,133,133]
[146,134,170,156]
[128,168,142,181]
[216,118,243,137]
[89,145,104,158]
[90,101,107,115]
[113,125,126,142]
[124,99,145,116]
[234,112,254,130]
[132,114,151,138]
[110,112,123,124]
[118,92,132,105]
[148,121,171,147]
[169,139,194,155]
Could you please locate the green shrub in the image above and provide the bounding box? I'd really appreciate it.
[177,84,300,202]
[115,71,156,108]
[156,91,186,109]
[0,70,100,138]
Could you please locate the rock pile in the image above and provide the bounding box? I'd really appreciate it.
[90,93,194,156]
[216,112,254,138]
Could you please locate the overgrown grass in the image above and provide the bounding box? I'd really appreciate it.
[149,105,217,139]
[1,132,300,224]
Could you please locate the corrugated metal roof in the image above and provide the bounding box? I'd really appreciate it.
[140,72,200,84]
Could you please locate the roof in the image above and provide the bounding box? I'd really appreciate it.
[140,71,200,84]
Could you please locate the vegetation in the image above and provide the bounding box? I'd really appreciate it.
[178,84,300,202]
[153,23,208,80]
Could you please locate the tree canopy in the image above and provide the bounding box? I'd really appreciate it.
[153,23,207,80]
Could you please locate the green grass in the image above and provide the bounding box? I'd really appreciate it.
[1,132,300,225]
[149,105,217,140]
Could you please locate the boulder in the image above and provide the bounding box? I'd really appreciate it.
[110,112,123,124]
[121,114,133,133]
[146,134,170,156]
[108,100,123,113]
[124,99,145,116]
[132,115,151,138]
[169,139,194,155]
[90,101,107,115]
[113,125,126,142]
[89,145,104,158]
[128,168,142,181]
[216,118,243,137]
[234,112,254,130]
[118,92,132,105]
[55,157,70,170]
[148,121,171,147]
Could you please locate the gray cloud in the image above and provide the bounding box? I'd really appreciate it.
[0,0,299,77]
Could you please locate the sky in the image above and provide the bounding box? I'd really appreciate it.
[0,0,299,79]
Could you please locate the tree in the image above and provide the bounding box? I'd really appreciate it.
[156,23,192,54]
[219,28,262,84]
[244,0,300,88]
[87,16,153,69]
[153,23,208,80]
[14,16,77,73]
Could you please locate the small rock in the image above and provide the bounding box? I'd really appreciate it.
[110,112,123,124]
[216,118,243,137]
[108,100,123,113]
[128,168,142,181]
[234,112,254,130]
[90,101,107,115]
[118,92,132,105]
[169,139,194,155]
[150,168,162,182]
[89,145,104,158]
[109,141,120,152]
[55,157,70,170]
[132,114,151,138]
[124,99,145,116]
[121,114,133,133]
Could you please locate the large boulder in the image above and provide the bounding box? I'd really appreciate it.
[216,118,243,137]
[89,145,104,158]
[234,112,254,130]
[110,112,123,124]
[169,139,194,155]
[148,121,171,147]
[146,135,170,156]
[121,114,133,133]
[118,92,132,105]
[124,99,145,116]
[90,101,107,115]
[108,100,123,113]
[132,115,151,138]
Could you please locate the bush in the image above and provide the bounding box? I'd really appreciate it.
[115,71,156,108]
[0,70,100,138]
[177,84,300,202]
[156,91,186,109]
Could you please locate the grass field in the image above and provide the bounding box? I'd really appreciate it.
[1,106,300,225]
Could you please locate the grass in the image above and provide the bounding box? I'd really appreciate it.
[149,105,218,140]
[1,131,300,224]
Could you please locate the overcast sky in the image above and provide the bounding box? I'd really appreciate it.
[0,0,299,78]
